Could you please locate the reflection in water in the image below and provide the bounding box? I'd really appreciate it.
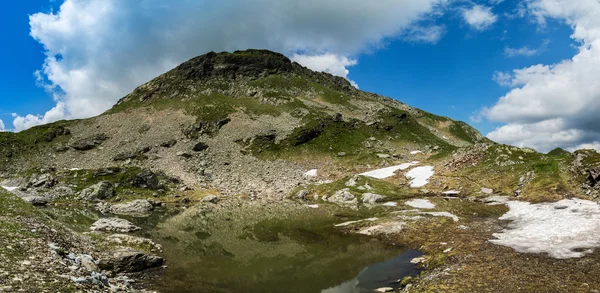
[322,250,423,293]
[42,203,422,293]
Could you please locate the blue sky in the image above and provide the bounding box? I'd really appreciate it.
[1,0,599,153]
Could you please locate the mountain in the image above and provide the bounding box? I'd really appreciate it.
[1,49,599,201]
[3,49,600,292]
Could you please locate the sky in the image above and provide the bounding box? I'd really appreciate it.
[0,0,599,153]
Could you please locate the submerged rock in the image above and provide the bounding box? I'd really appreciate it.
[90,218,141,233]
[97,247,163,273]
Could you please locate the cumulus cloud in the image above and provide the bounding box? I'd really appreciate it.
[462,5,498,31]
[17,0,447,130]
[0,119,5,132]
[291,54,359,88]
[485,0,600,152]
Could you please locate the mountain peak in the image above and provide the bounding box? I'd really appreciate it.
[173,49,295,80]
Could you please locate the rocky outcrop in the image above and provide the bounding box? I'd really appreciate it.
[134,170,163,190]
[71,134,107,151]
[97,247,163,273]
[90,218,141,233]
[79,181,116,201]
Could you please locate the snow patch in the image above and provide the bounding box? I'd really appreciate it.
[405,166,434,188]
[490,199,600,259]
[305,204,319,209]
[410,151,422,155]
[70,168,81,171]
[359,162,419,179]
[405,199,435,209]
[1,186,18,192]
[422,212,459,222]
[304,169,318,177]
[442,190,460,196]
[382,202,398,207]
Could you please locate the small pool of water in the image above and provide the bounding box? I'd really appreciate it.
[42,202,422,293]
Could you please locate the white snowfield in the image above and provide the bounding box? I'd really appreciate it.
[405,166,434,188]
[304,169,318,177]
[359,162,419,179]
[490,199,600,259]
[405,199,435,209]
[410,151,422,155]
[1,186,18,192]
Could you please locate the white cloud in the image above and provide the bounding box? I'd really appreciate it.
[485,0,600,152]
[401,25,446,44]
[492,71,513,86]
[18,0,447,130]
[569,142,600,152]
[462,5,498,31]
[504,46,539,57]
[291,54,359,88]
[0,119,5,132]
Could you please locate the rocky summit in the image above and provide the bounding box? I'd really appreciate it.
[2,49,600,292]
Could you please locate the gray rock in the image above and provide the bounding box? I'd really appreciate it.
[29,174,56,188]
[328,189,356,203]
[134,170,163,190]
[110,200,154,216]
[79,181,115,201]
[337,152,346,157]
[202,195,218,203]
[376,154,391,159]
[160,139,177,148]
[105,234,162,252]
[193,142,209,152]
[345,175,359,187]
[362,193,385,204]
[296,189,310,199]
[97,248,163,273]
[23,196,48,206]
[113,151,139,161]
[90,218,140,233]
[71,134,107,151]
[177,151,193,158]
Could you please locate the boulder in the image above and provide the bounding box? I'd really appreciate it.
[296,189,310,199]
[134,170,163,190]
[328,189,356,203]
[97,247,163,273]
[362,193,385,204]
[23,196,48,206]
[79,181,115,201]
[110,200,154,216]
[90,218,140,233]
[193,142,209,152]
[71,134,107,151]
[113,151,139,161]
[202,195,218,203]
[29,174,56,188]
[160,139,177,148]
[105,234,163,252]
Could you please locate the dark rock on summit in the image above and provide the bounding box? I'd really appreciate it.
[160,139,177,148]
